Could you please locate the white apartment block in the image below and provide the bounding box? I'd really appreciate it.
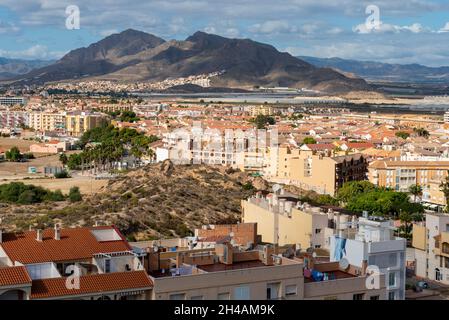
[157,126,277,173]
[330,216,406,300]
[0,110,28,129]
[0,96,26,106]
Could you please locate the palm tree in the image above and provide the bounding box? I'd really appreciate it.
[409,184,423,203]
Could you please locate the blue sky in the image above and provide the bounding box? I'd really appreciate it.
[0,0,449,66]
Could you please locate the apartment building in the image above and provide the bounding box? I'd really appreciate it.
[28,112,66,132]
[412,213,449,284]
[0,226,152,300]
[330,215,406,300]
[65,111,106,136]
[250,105,275,116]
[273,146,368,195]
[0,96,26,106]
[141,242,385,300]
[157,126,277,174]
[0,110,28,129]
[92,104,133,113]
[242,191,355,249]
[369,159,449,207]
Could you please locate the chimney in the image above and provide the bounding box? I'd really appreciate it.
[36,229,43,242]
[54,224,61,240]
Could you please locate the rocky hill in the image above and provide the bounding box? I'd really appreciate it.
[14,29,370,93]
[0,162,268,241]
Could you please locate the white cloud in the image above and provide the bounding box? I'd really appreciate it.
[203,26,216,34]
[438,22,449,33]
[353,22,428,34]
[99,29,118,37]
[249,20,296,34]
[0,20,20,34]
[0,45,65,60]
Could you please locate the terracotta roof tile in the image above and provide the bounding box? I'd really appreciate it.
[0,226,131,264]
[0,266,32,287]
[30,271,153,299]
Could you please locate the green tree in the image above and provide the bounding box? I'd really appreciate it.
[413,127,430,138]
[302,137,317,145]
[59,153,68,165]
[54,170,70,179]
[5,146,22,162]
[252,115,276,129]
[409,184,423,203]
[337,181,377,203]
[68,186,82,202]
[395,131,410,140]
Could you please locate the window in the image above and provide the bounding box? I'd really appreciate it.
[370,295,380,300]
[285,285,297,296]
[104,259,111,273]
[169,293,186,300]
[217,292,230,300]
[388,291,395,300]
[388,272,396,287]
[315,229,321,234]
[353,293,364,300]
[234,286,250,300]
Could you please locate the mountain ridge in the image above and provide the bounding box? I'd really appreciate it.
[12,29,370,93]
[300,56,449,83]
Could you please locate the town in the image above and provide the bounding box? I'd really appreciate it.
[0,89,448,301]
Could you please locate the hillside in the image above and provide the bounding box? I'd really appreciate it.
[0,162,267,241]
[300,56,449,84]
[14,29,370,93]
[0,57,54,80]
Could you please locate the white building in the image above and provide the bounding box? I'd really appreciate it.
[330,215,406,300]
[0,96,27,106]
[0,110,28,129]
[444,111,449,124]
[412,213,449,284]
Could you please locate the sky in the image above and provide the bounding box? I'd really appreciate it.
[0,0,449,66]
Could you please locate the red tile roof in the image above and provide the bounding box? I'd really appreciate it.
[30,271,153,299]
[0,226,132,264]
[305,143,335,151]
[0,266,32,287]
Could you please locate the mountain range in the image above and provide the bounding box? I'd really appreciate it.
[0,57,54,80]
[9,29,369,93]
[300,56,449,84]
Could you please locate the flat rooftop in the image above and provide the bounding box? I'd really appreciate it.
[198,260,269,272]
[304,270,356,283]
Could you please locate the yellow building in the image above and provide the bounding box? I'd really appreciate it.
[66,112,106,136]
[241,192,354,249]
[273,146,368,195]
[250,105,275,116]
[28,112,66,132]
[369,160,449,206]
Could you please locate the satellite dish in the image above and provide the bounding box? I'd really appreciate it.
[153,246,159,253]
[272,184,282,194]
[312,252,317,258]
[339,258,349,270]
